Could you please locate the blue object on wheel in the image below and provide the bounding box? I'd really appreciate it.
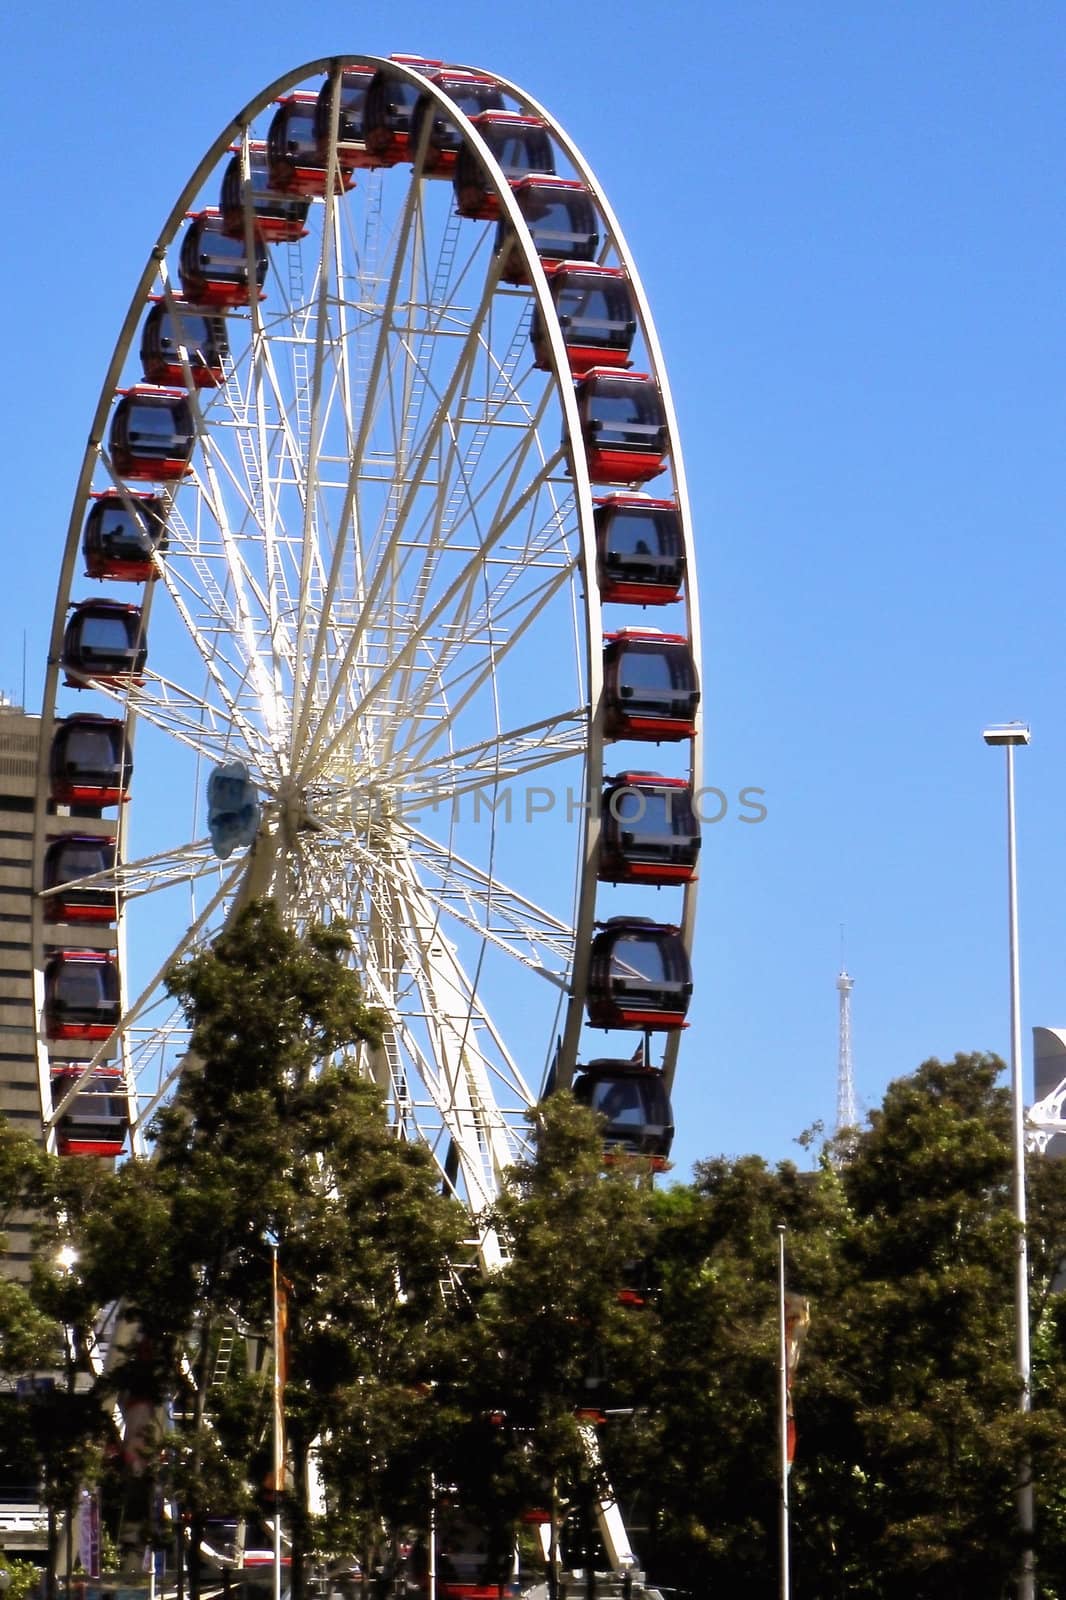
[207,760,260,859]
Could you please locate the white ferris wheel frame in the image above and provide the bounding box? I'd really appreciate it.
[32,55,704,1241]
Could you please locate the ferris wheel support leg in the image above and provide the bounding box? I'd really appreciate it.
[577,1421,639,1580]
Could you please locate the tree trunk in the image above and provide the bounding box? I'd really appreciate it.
[290,1432,309,1600]
[187,1517,203,1600]
[46,1504,58,1600]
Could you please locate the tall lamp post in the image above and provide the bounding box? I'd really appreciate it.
[265,1232,284,1600]
[983,721,1034,1600]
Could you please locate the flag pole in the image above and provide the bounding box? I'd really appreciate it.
[777,1223,790,1600]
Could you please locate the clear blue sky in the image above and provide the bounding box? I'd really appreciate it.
[4,0,1063,1180]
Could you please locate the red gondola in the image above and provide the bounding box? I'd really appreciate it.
[599,773,700,884]
[496,176,599,285]
[219,142,311,242]
[586,916,691,1031]
[572,1058,675,1167]
[409,70,505,177]
[50,1066,128,1158]
[266,93,356,197]
[179,210,268,308]
[602,628,699,742]
[409,1505,508,1599]
[140,300,228,388]
[314,66,380,172]
[62,600,147,688]
[595,494,685,605]
[109,386,194,482]
[83,491,167,583]
[42,835,118,925]
[364,58,444,166]
[575,369,668,485]
[531,264,636,376]
[44,950,120,1042]
[49,716,132,807]
[454,112,555,221]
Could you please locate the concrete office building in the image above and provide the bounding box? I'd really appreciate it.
[0,699,43,1274]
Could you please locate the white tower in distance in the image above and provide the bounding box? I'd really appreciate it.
[836,966,856,1141]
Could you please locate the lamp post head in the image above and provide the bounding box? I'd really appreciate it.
[983,722,1031,748]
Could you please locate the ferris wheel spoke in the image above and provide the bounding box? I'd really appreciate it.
[387,565,583,779]
[298,460,572,785]
[388,712,587,813]
[307,493,577,793]
[289,172,347,699]
[217,324,302,712]
[291,146,432,761]
[156,498,292,754]
[374,862,534,1208]
[293,257,510,778]
[370,421,574,761]
[312,817,573,987]
[40,839,220,905]
[117,674,273,776]
[47,858,245,1139]
[365,283,547,612]
[401,826,574,981]
[182,404,289,733]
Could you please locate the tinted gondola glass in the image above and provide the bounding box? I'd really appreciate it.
[572,1061,675,1164]
[50,1067,128,1157]
[62,601,146,686]
[496,177,599,284]
[140,302,228,388]
[49,716,132,807]
[42,835,118,924]
[314,67,379,171]
[179,212,268,308]
[531,266,636,375]
[365,69,426,165]
[83,492,167,582]
[599,774,700,883]
[267,94,355,197]
[586,917,692,1031]
[595,495,685,604]
[603,630,699,741]
[576,370,668,485]
[219,142,310,241]
[44,952,120,1041]
[454,113,555,221]
[409,72,505,176]
[109,388,195,482]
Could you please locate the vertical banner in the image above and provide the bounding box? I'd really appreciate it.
[783,1291,810,1468]
[78,1487,101,1577]
[272,1250,288,1494]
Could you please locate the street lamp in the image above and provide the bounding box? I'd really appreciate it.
[264,1231,283,1600]
[983,720,1034,1600]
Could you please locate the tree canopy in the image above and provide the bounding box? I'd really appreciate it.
[8,960,1066,1600]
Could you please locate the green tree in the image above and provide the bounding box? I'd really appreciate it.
[620,1149,842,1596]
[793,1053,1021,1598]
[438,1092,658,1594]
[0,1125,123,1600]
[627,1053,1051,1600]
[78,900,465,1600]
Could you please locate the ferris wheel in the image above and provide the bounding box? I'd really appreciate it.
[31,54,703,1250]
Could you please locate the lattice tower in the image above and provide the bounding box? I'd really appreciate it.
[836,968,856,1138]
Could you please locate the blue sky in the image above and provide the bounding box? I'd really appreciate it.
[3,0,1063,1180]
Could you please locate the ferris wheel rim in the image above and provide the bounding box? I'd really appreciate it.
[32,53,701,1193]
